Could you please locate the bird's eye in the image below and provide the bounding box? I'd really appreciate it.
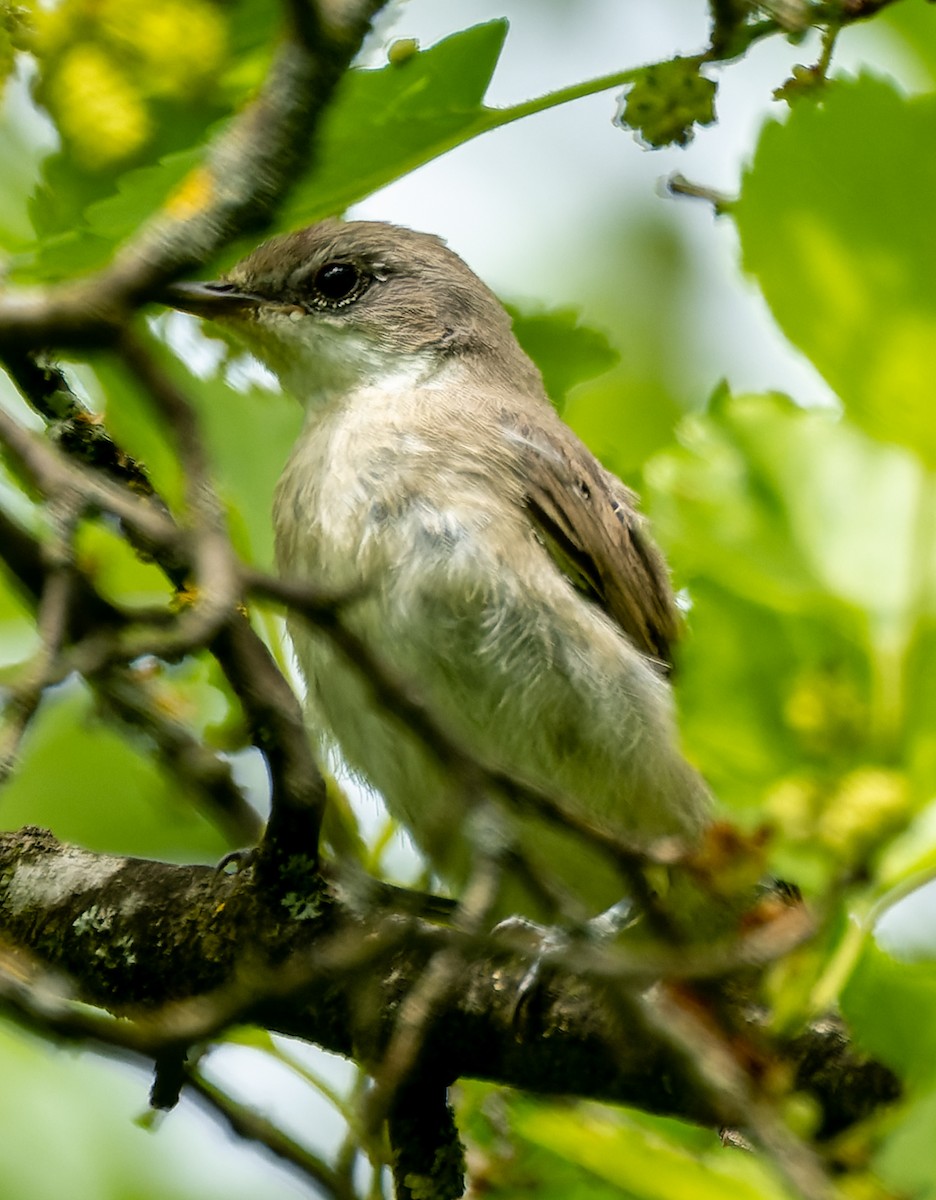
[311,261,365,305]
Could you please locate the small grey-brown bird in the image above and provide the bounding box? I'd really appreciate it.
[167,220,710,919]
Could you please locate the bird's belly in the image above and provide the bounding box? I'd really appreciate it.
[279,497,709,917]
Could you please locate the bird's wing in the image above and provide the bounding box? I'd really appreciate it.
[504,419,680,671]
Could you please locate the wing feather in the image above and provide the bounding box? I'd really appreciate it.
[504,420,680,670]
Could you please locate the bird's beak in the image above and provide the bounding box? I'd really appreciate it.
[161,280,262,319]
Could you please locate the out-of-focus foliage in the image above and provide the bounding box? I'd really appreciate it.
[458,1082,797,1200]
[736,74,936,467]
[507,304,619,414]
[33,0,227,169]
[648,391,929,891]
[0,671,236,859]
[2,3,936,1198]
[5,0,278,279]
[0,1021,305,1200]
[2,14,675,284]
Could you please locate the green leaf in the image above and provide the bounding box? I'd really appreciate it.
[21,118,224,281]
[616,56,717,148]
[514,1104,793,1200]
[143,331,303,568]
[286,19,641,227]
[85,356,186,513]
[0,569,38,673]
[874,1087,936,1199]
[0,681,230,860]
[27,141,214,281]
[882,0,936,85]
[15,20,642,280]
[11,0,273,280]
[841,937,936,1084]
[876,799,936,896]
[506,304,619,414]
[459,1084,796,1200]
[74,519,173,607]
[648,392,926,628]
[735,74,936,466]
[191,372,302,568]
[84,146,202,241]
[0,1021,303,1200]
[13,22,510,280]
[0,109,45,253]
[564,367,684,477]
[280,20,510,226]
[645,391,934,859]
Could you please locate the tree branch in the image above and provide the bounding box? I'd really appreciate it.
[0,827,901,1151]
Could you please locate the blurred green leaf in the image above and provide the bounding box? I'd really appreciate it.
[458,1085,794,1200]
[646,392,934,884]
[119,326,303,568]
[874,1087,936,1200]
[281,20,510,227]
[649,392,927,628]
[507,304,619,414]
[668,583,816,806]
[735,74,936,466]
[170,358,302,570]
[74,519,173,607]
[0,1022,302,1200]
[882,0,936,84]
[12,0,274,281]
[565,367,684,477]
[82,356,185,512]
[877,802,936,895]
[0,681,230,860]
[0,572,38,672]
[841,937,936,1083]
[0,111,45,253]
[84,145,202,242]
[458,1085,643,1200]
[516,1105,793,1200]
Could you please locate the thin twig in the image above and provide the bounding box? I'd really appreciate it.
[247,566,686,935]
[666,173,734,215]
[0,0,393,351]
[0,496,260,840]
[95,665,263,845]
[0,360,325,844]
[0,405,180,549]
[115,331,240,652]
[362,808,506,1138]
[638,985,838,1200]
[186,1070,358,1200]
[210,614,327,856]
[0,556,76,783]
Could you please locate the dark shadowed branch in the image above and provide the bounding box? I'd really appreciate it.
[0,829,900,1173]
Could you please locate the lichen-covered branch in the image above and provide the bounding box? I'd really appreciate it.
[0,826,901,1152]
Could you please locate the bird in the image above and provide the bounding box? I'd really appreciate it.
[165,220,711,923]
